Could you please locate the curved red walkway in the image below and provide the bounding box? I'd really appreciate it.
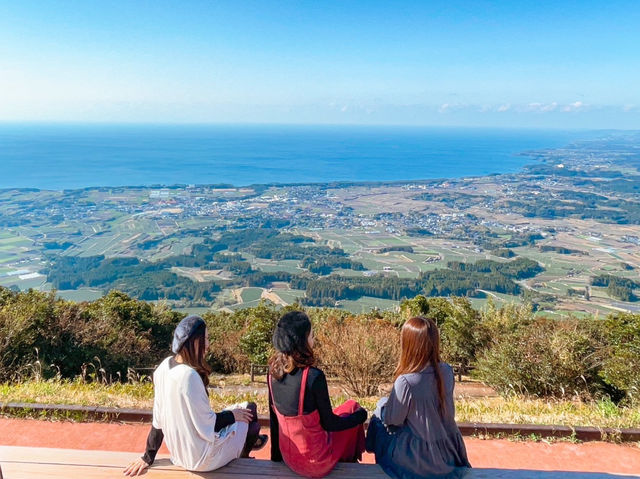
[1,418,640,475]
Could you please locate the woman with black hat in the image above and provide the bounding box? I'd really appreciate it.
[124,315,266,476]
[268,311,367,478]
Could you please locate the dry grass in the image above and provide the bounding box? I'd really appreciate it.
[2,379,639,430]
[456,396,640,429]
[0,378,269,414]
[0,379,155,409]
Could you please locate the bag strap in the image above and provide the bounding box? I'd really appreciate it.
[298,366,309,415]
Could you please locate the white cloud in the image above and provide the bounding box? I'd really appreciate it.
[497,103,511,112]
[438,103,450,113]
[521,102,558,113]
[563,101,585,112]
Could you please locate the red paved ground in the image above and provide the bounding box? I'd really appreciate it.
[1,418,640,475]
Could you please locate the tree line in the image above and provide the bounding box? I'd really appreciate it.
[2,287,638,404]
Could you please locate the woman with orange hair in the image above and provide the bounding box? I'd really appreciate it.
[366,316,471,479]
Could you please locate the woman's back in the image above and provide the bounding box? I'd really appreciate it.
[153,357,218,470]
[269,366,367,461]
[367,361,470,478]
[384,362,457,442]
[270,366,324,416]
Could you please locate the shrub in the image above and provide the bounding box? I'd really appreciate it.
[400,295,480,371]
[0,288,59,381]
[475,316,604,398]
[205,301,297,372]
[237,302,282,366]
[599,312,640,403]
[425,296,480,371]
[79,291,180,376]
[0,287,180,382]
[475,300,535,350]
[314,315,399,396]
[204,311,248,373]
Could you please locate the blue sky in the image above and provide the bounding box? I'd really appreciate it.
[1,0,639,128]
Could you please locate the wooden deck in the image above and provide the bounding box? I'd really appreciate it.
[1,446,639,478]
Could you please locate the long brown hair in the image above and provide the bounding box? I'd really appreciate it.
[269,311,316,380]
[394,316,447,416]
[177,322,212,390]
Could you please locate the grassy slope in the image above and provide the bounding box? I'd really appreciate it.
[2,379,639,430]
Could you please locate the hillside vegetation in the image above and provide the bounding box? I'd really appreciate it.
[1,287,638,406]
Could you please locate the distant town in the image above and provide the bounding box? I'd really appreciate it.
[1,132,639,317]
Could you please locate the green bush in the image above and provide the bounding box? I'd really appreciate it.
[237,302,281,366]
[0,287,180,382]
[2,285,639,406]
[204,301,298,372]
[0,288,59,380]
[475,316,605,398]
[203,310,248,373]
[599,312,640,403]
[400,295,480,371]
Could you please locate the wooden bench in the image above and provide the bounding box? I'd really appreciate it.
[1,446,638,478]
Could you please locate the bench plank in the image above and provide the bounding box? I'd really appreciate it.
[1,446,639,479]
[0,446,387,478]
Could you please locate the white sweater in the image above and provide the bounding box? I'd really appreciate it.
[152,356,245,471]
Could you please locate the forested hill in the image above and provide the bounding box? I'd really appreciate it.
[45,228,544,306]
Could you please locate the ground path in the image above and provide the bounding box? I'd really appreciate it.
[1,418,639,475]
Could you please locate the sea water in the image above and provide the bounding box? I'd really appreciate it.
[0,123,582,190]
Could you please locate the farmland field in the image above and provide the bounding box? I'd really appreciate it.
[2,135,640,316]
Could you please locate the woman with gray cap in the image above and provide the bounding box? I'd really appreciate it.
[124,315,266,475]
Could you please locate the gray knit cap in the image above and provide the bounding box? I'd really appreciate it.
[172,315,206,354]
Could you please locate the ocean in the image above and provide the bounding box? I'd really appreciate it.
[0,124,582,190]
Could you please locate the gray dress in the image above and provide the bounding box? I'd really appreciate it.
[366,363,471,479]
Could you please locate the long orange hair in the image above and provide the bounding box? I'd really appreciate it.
[394,316,447,416]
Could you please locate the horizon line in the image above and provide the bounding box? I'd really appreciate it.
[0,120,634,132]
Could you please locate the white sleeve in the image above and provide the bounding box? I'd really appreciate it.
[183,371,218,443]
[152,370,163,429]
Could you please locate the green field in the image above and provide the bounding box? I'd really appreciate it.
[338,296,399,313]
[240,287,264,303]
[274,289,306,304]
[229,299,264,311]
[2,172,640,316]
[56,288,104,302]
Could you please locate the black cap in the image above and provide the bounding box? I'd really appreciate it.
[172,315,205,354]
[273,311,311,354]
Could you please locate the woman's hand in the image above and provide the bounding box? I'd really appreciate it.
[123,457,149,476]
[231,407,253,423]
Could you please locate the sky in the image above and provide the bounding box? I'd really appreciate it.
[1,0,639,128]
